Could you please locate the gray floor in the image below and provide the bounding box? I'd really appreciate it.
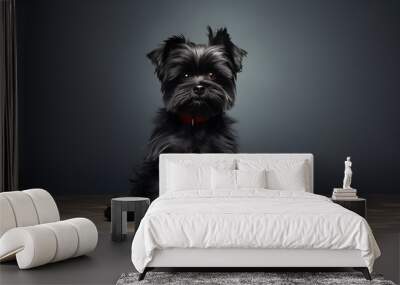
[0,195,399,285]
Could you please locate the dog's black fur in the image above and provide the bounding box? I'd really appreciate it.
[131,27,246,200]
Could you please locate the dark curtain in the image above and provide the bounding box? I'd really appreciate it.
[0,0,18,192]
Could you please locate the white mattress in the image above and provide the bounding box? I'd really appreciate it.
[131,190,380,273]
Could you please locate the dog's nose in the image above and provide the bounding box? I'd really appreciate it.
[193,85,205,95]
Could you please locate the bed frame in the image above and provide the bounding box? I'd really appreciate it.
[139,154,371,280]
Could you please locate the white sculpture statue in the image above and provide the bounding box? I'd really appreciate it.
[342,156,353,189]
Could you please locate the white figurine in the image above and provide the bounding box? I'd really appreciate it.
[342,156,353,189]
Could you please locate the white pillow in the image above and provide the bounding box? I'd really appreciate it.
[211,168,267,190]
[237,169,267,188]
[211,168,236,190]
[167,162,210,191]
[166,159,235,192]
[237,159,308,191]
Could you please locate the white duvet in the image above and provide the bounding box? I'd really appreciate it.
[131,190,380,273]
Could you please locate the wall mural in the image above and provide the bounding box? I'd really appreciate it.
[131,27,247,200]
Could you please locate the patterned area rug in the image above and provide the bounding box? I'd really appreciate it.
[116,272,396,285]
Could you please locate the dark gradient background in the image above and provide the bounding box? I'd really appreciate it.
[16,0,400,196]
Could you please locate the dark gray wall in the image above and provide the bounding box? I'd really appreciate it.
[17,0,400,196]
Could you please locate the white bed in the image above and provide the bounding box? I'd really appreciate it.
[131,154,380,280]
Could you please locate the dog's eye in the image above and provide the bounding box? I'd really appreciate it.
[183,73,192,78]
[208,72,216,80]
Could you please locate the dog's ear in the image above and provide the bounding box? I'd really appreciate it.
[147,35,187,79]
[207,26,247,73]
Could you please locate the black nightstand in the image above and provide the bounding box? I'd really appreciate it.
[331,198,367,219]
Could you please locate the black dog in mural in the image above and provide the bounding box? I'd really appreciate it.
[131,27,247,200]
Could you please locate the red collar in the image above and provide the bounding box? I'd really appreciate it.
[179,114,208,126]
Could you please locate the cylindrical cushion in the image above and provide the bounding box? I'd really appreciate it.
[0,218,98,269]
[0,196,17,237]
[23,189,60,224]
[42,221,79,262]
[1,191,39,227]
[65,218,98,257]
